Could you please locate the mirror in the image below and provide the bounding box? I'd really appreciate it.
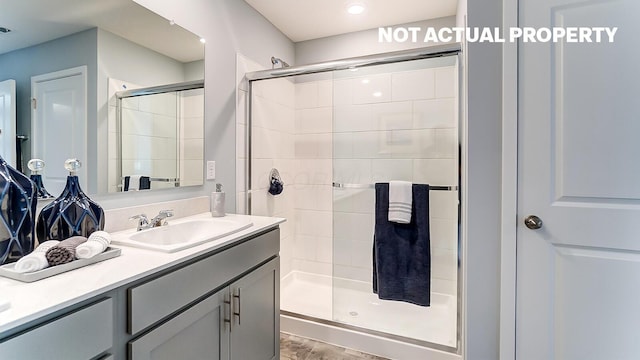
[0,0,205,196]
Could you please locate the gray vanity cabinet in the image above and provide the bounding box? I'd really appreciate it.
[129,257,279,360]
[129,288,230,360]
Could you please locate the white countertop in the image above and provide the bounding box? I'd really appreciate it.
[0,213,284,334]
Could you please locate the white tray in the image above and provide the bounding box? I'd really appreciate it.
[0,247,121,283]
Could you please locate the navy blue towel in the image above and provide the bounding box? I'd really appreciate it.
[140,176,151,190]
[373,183,431,306]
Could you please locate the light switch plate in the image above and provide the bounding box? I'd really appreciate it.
[206,161,216,180]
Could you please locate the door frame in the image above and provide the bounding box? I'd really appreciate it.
[0,79,17,166]
[500,1,519,360]
[31,65,88,184]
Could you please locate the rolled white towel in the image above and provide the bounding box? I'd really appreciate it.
[76,231,112,259]
[14,240,60,273]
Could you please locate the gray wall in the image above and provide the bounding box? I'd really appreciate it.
[465,0,502,358]
[295,16,456,65]
[0,29,98,174]
[91,0,294,210]
[184,60,205,81]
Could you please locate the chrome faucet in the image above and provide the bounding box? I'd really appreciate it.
[129,210,174,231]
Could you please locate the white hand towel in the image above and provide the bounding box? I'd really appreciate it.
[388,181,413,224]
[76,231,112,259]
[129,175,142,191]
[13,240,60,273]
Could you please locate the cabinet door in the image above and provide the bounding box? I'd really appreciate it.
[230,257,280,360]
[129,288,230,360]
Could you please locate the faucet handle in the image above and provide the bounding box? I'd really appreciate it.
[151,209,174,227]
[129,214,148,222]
[158,209,174,218]
[129,214,150,231]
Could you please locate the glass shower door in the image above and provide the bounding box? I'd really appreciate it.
[331,56,460,348]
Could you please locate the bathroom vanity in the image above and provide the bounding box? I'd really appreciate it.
[0,214,283,360]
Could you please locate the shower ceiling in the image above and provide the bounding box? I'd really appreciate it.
[243,0,458,42]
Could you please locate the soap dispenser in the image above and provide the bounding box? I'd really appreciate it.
[0,155,37,265]
[28,159,54,199]
[36,159,105,243]
[211,183,225,217]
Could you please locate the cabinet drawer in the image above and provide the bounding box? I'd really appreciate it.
[0,298,113,360]
[128,228,279,335]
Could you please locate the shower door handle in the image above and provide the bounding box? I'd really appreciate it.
[524,215,543,230]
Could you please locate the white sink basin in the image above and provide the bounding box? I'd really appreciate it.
[111,215,253,253]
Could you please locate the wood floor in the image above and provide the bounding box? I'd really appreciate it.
[280,333,390,360]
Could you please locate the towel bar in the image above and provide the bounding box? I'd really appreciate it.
[332,182,458,191]
[120,177,180,183]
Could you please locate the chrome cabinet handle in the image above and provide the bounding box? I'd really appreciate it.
[233,289,241,325]
[524,215,543,230]
[223,295,232,331]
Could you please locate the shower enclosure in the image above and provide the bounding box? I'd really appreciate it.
[243,45,462,357]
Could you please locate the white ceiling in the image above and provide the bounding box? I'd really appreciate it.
[0,0,204,62]
[243,0,458,42]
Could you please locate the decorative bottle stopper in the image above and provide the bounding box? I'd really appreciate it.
[0,156,37,265]
[28,159,54,199]
[64,158,81,175]
[36,158,105,242]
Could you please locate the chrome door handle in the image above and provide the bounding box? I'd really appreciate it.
[524,215,543,230]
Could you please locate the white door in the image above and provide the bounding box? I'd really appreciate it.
[32,66,87,195]
[517,0,640,359]
[0,79,16,166]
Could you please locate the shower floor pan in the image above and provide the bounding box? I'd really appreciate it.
[280,271,457,349]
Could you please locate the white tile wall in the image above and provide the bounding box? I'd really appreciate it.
[372,102,413,131]
[352,74,392,104]
[413,98,457,129]
[295,108,332,134]
[391,69,436,101]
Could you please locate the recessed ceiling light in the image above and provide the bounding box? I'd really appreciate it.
[372,91,382,97]
[347,4,365,15]
[361,79,370,84]
[199,38,206,44]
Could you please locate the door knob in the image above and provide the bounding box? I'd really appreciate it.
[524,215,543,230]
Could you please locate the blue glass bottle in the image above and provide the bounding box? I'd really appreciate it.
[36,159,105,242]
[0,155,37,265]
[28,159,54,199]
